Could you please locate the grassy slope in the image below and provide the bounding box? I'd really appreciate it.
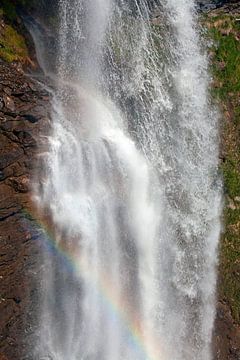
[0,1,31,63]
[205,10,240,322]
[0,17,28,63]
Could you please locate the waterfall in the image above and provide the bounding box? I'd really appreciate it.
[34,1,222,359]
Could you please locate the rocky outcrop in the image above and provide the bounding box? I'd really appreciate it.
[213,302,240,359]
[0,59,51,360]
[198,0,240,11]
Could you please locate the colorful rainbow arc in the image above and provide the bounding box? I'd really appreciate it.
[24,209,165,360]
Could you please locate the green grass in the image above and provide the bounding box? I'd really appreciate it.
[222,158,240,199]
[205,12,240,323]
[219,208,240,322]
[0,23,28,62]
[206,14,240,198]
[208,16,240,117]
[0,4,29,63]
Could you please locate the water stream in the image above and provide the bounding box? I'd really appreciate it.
[33,1,222,359]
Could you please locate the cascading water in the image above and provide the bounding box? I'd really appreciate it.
[34,1,222,359]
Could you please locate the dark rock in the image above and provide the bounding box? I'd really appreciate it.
[11,91,25,98]
[3,88,12,96]
[22,114,39,123]
[13,130,36,147]
[0,162,25,181]
[0,354,9,360]
[3,95,15,113]
[6,175,30,193]
[27,83,37,92]
[213,301,240,360]
[18,103,34,113]
[0,60,51,360]
[0,136,24,170]
[0,98,4,110]
[197,0,240,12]
[12,298,21,304]
[0,184,22,221]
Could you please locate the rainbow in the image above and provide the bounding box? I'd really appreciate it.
[23,208,165,360]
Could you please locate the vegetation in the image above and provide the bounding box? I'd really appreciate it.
[0,1,31,63]
[0,22,28,63]
[206,12,240,322]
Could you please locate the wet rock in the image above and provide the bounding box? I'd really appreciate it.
[1,162,26,181]
[0,184,22,221]
[3,95,15,113]
[28,82,37,92]
[0,136,24,170]
[0,354,9,360]
[198,1,218,11]
[13,130,36,147]
[213,301,240,360]
[0,97,4,110]
[0,171,4,181]
[6,175,30,193]
[22,114,39,123]
[0,60,51,360]
[3,87,12,96]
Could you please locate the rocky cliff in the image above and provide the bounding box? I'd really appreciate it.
[0,57,51,359]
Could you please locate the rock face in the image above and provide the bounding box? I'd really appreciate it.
[0,59,51,360]
[213,302,240,360]
[198,0,240,11]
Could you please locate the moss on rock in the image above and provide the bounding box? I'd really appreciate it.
[0,1,31,64]
[0,22,28,63]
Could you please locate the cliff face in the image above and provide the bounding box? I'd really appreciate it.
[0,60,51,359]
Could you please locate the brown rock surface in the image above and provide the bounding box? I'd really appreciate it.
[213,301,240,359]
[0,59,51,360]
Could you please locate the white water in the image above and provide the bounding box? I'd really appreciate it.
[35,1,222,359]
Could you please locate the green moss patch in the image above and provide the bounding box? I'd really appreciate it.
[207,15,240,118]
[222,157,240,199]
[0,22,28,62]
